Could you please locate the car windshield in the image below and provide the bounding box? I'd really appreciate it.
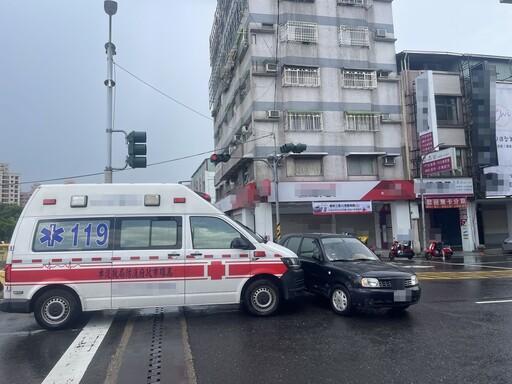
[235,220,266,243]
[321,237,379,261]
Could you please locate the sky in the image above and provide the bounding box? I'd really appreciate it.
[1,0,512,192]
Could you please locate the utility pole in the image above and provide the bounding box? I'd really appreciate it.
[104,1,117,183]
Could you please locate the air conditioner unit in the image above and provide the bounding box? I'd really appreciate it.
[380,113,391,122]
[383,156,396,166]
[376,29,387,38]
[267,110,280,119]
[265,63,278,73]
[241,125,249,132]
[378,70,391,78]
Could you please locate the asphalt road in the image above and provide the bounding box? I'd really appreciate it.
[1,252,512,384]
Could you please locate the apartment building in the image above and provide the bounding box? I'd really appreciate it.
[0,163,20,205]
[208,0,412,247]
[397,51,512,249]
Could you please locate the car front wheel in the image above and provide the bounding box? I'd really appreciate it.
[330,285,352,316]
[34,289,80,330]
[244,279,280,316]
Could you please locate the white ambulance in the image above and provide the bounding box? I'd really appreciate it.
[0,184,304,330]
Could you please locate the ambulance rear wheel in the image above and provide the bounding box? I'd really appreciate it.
[244,279,280,316]
[34,289,80,330]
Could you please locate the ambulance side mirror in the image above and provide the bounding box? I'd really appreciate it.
[230,237,250,250]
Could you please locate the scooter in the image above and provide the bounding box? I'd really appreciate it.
[424,241,453,260]
[389,240,415,260]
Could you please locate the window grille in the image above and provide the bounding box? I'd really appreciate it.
[344,113,380,132]
[341,70,377,89]
[337,0,373,8]
[339,26,369,47]
[285,111,323,131]
[282,67,320,87]
[280,21,318,44]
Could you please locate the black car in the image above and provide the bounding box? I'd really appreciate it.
[279,233,421,315]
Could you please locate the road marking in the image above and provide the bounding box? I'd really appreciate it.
[42,311,115,384]
[476,299,512,304]
[417,270,512,280]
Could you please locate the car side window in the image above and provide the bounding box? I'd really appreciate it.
[190,216,242,249]
[299,237,321,260]
[284,236,302,255]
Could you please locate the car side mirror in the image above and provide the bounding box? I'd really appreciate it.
[312,251,322,262]
[230,237,250,250]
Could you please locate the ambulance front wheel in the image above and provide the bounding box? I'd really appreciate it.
[244,279,280,316]
[34,289,81,330]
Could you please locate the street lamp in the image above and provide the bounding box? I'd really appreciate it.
[420,143,444,251]
[104,1,117,183]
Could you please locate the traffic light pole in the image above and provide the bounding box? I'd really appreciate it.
[104,1,117,183]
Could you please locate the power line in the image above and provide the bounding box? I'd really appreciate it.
[113,62,213,121]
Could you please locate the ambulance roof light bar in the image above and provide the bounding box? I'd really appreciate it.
[144,194,161,207]
[70,196,88,208]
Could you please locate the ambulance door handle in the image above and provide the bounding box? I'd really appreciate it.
[167,253,180,259]
[190,252,203,257]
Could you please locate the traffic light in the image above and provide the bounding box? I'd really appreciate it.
[127,131,147,168]
[280,143,307,154]
[210,153,231,165]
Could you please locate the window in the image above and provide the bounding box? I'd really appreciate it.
[282,67,320,87]
[337,0,373,8]
[33,218,113,252]
[280,21,318,44]
[285,111,323,131]
[190,216,242,249]
[299,237,321,259]
[288,157,323,176]
[345,113,380,132]
[347,156,376,176]
[339,26,369,47]
[341,70,377,89]
[119,217,182,249]
[435,96,459,124]
[281,236,302,255]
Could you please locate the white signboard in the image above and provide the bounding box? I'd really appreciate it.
[312,201,373,215]
[415,71,439,154]
[414,178,474,197]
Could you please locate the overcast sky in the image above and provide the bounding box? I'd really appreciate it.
[1,0,512,191]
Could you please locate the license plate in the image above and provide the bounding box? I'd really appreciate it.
[394,290,411,302]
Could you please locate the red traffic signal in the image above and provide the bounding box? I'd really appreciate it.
[210,153,231,164]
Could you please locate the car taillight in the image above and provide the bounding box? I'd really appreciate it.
[5,264,11,283]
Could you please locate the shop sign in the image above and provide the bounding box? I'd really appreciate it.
[424,197,468,209]
[312,201,372,215]
[422,147,457,175]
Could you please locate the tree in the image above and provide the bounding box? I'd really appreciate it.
[0,203,23,243]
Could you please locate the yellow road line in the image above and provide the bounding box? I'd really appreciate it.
[417,270,512,280]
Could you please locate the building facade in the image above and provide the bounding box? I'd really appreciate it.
[0,163,20,205]
[209,0,411,247]
[397,51,512,250]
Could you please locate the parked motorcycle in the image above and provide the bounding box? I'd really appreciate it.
[389,240,415,260]
[425,241,453,259]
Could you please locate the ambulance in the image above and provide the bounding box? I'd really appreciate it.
[0,184,304,330]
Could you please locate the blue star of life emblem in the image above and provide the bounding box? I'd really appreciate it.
[40,224,65,247]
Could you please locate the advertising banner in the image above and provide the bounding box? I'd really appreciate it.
[415,71,439,155]
[312,201,372,215]
[424,197,468,209]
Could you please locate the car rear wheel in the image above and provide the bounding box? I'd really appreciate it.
[34,289,80,330]
[244,279,280,316]
[330,285,352,316]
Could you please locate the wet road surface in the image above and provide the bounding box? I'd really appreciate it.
[1,250,512,383]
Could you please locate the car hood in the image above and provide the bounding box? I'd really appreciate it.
[260,241,298,258]
[331,260,414,277]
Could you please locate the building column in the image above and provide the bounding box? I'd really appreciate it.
[254,202,274,242]
[507,201,512,237]
[390,201,412,242]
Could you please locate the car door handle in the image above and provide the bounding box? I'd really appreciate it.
[167,253,180,259]
[189,252,203,257]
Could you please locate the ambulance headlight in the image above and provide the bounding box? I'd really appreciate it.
[281,257,301,270]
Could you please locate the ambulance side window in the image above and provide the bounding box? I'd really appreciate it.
[190,216,241,249]
[33,218,113,252]
[117,216,182,250]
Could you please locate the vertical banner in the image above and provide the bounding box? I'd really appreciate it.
[471,62,497,167]
[415,70,439,155]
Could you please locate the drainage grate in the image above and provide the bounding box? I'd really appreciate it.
[147,307,164,383]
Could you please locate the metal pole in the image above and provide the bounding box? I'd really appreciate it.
[420,162,426,252]
[274,156,281,240]
[104,3,117,183]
